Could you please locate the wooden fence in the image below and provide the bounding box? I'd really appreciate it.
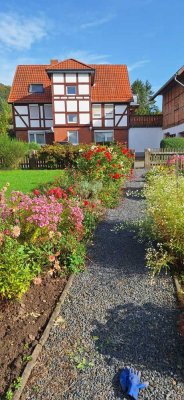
[130,114,163,127]
[0,156,65,170]
[145,148,184,169]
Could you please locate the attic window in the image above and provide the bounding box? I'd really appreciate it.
[29,84,44,93]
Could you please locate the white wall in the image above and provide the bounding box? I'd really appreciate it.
[162,122,184,136]
[129,127,163,152]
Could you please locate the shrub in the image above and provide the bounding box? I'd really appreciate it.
[37,143,89,167]
[143,170,184,275]
[0,135,28,168]
[160,137,184,150]
[0,236,41,299]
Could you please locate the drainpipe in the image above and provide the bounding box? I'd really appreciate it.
[174,74,184,88]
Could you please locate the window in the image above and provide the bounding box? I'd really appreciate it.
[92,104,101,118]
[94,130,113,144]
[44,104,52,119]
[67,114,77,123]
[29,84,44,93]
[66,86,76,95]
[29,104,39,119]
[67,131,78,145]
[104,104,113,118]
[28,131,45,144]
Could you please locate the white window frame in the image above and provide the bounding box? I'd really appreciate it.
[66,86,77,95]
[28,131,46,144]
[94,130,114,143]
[67,130,79,145]
[92,104,101,118]
[67,114,78,123]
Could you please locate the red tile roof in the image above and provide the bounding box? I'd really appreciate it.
[90,64,132,102]
[8,59,133,104]
[46,58,94,71]
[8,65,52,103]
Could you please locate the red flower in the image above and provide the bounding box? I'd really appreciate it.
[48,187,63,199]
[104,151,112,161]
[112,173,121,179]
[83,200,89,206]
[68,186,74,194]
[33,189,40,196]
[91,203,96,209]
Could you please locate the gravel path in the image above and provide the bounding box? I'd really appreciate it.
[21,170,184,400]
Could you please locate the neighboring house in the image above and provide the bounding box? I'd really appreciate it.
[151,66,184,137]
[8,58,134,145]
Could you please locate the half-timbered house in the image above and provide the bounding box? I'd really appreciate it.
[8,58,133,145]
[151,66,184,137]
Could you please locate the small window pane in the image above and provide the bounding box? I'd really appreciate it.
[105,104,113,118]
[67,114,77,123]
[29,84,44,93]
[95,130,113,143]
[92,104,101,118]
[30,105,39,119]
[67,86,76,95]
[44,104,52,119]
[68,131,78,145]
[29,133,35,142]
[36,133,45,144]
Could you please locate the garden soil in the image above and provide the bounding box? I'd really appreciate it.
[0,273,67,396]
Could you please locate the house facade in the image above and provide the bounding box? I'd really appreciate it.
[151,66,184,137]
[8,59,133,145]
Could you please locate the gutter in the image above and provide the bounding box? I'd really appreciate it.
[174,74,184,88]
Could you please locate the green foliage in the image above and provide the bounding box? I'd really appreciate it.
[0,134,28,168]
[5,389,13,400]
[37,143,89,167]
[160,137,184,150]
[0,236,41,299]
[143,170,184,275]
[131,79,160,115]
[0,83,11,104]
[0,99,12,135]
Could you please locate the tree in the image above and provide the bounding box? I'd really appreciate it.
[0,83,11,106]
[131,79,160,115]
[0,99,12,135]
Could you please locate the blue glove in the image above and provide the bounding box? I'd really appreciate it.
[119,367,130,392]
[127,368,149,400]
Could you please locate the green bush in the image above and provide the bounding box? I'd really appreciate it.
[143,170,184,275]
[0,237,41,299]
[37,143,89,167]
[160,137,184,150]
[0,135,28,168]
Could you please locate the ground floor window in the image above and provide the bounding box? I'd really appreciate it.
[67,130,78,145]
[28,131,46,144]
[94,130,114,143]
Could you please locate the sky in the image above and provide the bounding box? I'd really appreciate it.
[0,0,184,107]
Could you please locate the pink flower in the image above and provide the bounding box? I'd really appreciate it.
[12,225,21,238]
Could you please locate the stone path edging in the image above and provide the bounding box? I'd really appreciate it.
[12,274,75,400]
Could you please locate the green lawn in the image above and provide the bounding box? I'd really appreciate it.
[0,170,64,197]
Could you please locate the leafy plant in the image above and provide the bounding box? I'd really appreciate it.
[5,389,13,400]
[0,236,41,299]
[160,137,184,150]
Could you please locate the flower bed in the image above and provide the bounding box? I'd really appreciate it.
[142,167,184,279]
[0,143,133,397]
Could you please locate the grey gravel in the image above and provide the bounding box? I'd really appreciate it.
[21,169,184,400]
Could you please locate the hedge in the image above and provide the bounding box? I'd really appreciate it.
[160,137,184,150]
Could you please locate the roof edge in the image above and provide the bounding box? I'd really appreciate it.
[151,65,184,100]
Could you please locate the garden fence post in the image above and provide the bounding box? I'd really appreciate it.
[145,149,151,168]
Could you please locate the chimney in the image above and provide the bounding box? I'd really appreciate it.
[50,59,58,65]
